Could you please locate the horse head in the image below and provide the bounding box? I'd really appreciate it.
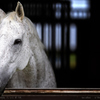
[0,2,32,94]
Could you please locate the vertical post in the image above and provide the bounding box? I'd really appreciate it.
[52,24,56,71]
[66,1,70,71]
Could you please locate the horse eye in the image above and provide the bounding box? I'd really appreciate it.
[14,39,22,45]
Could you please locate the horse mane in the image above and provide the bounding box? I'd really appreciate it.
[24,17,45,51]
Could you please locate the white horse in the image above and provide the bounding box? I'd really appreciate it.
[0,2,56,94]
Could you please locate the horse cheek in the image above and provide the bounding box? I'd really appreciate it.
[17,45,31,70]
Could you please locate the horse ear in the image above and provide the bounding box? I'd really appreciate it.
[0,9,6,23]
[15,1,24,21]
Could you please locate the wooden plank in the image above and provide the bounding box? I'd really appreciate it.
[0,89,100,100]
[3,88,100,95]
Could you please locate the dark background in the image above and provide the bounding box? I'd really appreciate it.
[0,0,100,88]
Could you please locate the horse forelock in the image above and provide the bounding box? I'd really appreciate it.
[1,12,16,23]
[3,11,23,24]
[7,12,16,20]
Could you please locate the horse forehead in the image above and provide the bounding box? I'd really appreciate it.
[0,20,25,34]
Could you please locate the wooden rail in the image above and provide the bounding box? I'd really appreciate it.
[3,88,100,94]
[0,89,100,100]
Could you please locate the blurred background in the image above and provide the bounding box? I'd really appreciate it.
[0,0,100,88]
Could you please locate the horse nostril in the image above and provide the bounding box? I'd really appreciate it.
[14,39,22,45]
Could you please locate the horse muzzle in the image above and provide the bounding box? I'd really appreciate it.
[0,85,6,96]
[0,73,10,96]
